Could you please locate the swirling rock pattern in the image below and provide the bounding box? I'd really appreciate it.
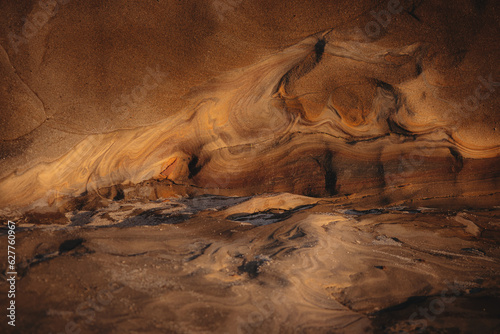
[0,0,498,211]
[0,0,499,333]
[1,194,500,333]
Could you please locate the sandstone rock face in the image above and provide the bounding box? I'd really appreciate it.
[0,0,498,211]
[0,1,499,333]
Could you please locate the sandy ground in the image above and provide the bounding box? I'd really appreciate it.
[1,193,499,333]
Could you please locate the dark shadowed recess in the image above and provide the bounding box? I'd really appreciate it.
[227,204,316,226]
[371,292,500,333]
[67,195,253,228]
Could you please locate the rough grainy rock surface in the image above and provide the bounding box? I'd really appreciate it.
[0,0,499,210]
[0,0,499,333]
[1,194,500,333]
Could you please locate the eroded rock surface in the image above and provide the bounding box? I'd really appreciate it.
[0,1,499,333]
[0,0,498,210]
[1,194,500,333]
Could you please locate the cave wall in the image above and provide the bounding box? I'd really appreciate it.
[0,0,499,210]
